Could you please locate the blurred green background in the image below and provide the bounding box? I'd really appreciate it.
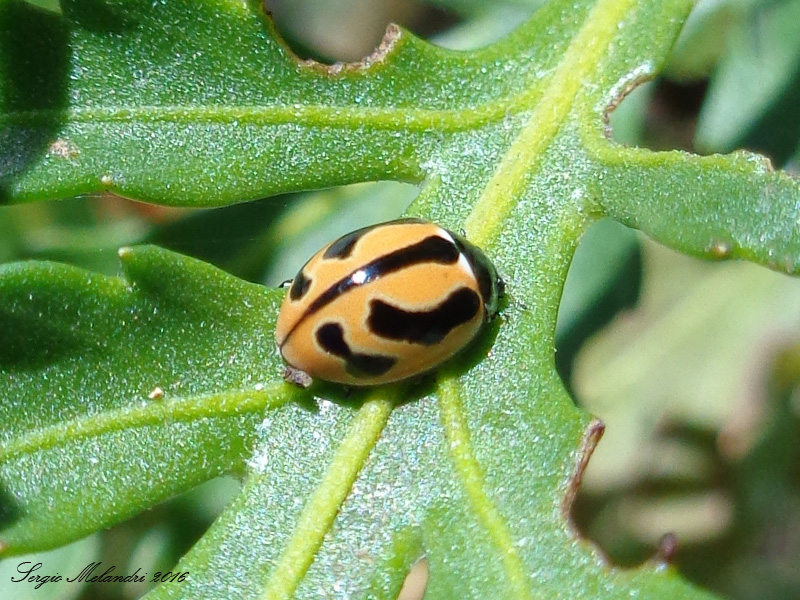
[2,0,800,598]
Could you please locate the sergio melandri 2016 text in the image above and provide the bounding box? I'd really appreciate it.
[11,560,189,590]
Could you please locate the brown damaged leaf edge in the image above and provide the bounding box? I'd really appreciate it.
[296,24,402,74]
[653,532,678,564]
[562,422,683,571]
[561,419,604,528]
[601,71,657,140]
[265,7,402,76]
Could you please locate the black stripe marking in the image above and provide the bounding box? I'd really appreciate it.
[322,219,428,261]
[316,322,397,377]
[302,234,460,323]
[323,228,368,259]
[368,287,481,345]
[290,270,312,301]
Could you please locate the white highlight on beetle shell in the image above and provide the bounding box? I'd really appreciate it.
[457,253,474,278]
[435,227,475,278]
[351,269,367,285]
[437,229,455,243]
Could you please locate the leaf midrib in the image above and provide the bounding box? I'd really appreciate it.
[0,96,534,131]
[430,0,639,595]
[259,394,395,600]
[438,378,534,600]
[249,2,651,597]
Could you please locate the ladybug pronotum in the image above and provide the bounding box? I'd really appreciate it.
[275,218,504,386]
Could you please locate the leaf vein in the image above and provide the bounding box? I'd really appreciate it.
[0,383,292,462]
[1,99,526,131]
[466,0,638,246]
[438,378,533,599]
[260,393,394,600]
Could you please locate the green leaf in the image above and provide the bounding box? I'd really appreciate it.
[3,0,800,598]
[1,0,542,205]
[0,246,302,552]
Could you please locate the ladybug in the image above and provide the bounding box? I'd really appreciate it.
[275,218,504,387]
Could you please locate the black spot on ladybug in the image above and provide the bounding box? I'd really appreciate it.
[303,235,461,321]
[316,322,349,356]
[347,351,397,378]
[316,322,396,377]
[290,271,312,301]
[368,287,481,345]
[409,235,461,266]
[323,228,368,259]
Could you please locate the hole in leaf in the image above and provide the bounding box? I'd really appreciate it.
[397,557,427,600]
[555,218,642,395]
[1,181,417,286]
[148,180,416,284]
[567,235,800,599]
[265,0,461,64]
[257,181,417,286]
[606,78,707,153]
[0,195,179,275]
